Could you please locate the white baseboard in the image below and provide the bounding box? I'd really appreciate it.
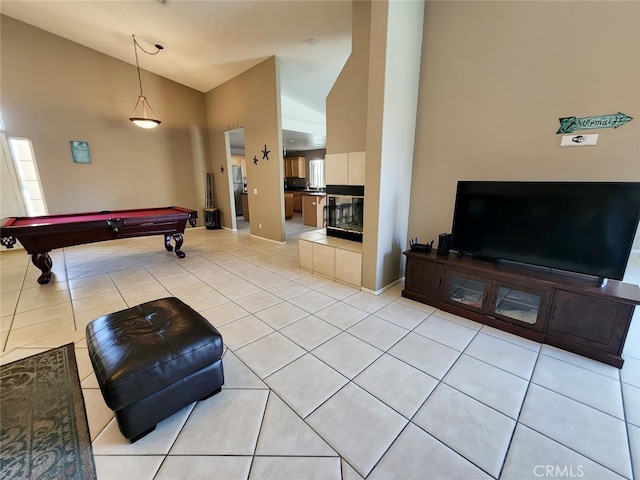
[361,277,405,296]
[249,234,286,245]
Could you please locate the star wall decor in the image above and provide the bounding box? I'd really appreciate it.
[253,155,259,165]
[262,145,270,160]
[220,166,224,173]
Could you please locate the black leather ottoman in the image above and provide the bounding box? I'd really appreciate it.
[86,297,224,442]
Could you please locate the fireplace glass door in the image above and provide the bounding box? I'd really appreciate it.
[327,194,364,241]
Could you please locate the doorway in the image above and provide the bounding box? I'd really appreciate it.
[283,148,327,241]
[224,128,248,232]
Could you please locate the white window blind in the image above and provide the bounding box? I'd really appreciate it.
[309,159,325,189]
[8,137,48,216]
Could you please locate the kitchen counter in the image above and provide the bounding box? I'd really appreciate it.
[285,189,326,196]
[302,194,326,228]
[301,192,326,197]
[285,189,325,213]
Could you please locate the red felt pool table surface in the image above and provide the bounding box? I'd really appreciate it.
[3,207,185,227]
[1,206,198,284]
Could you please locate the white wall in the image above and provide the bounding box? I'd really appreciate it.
[409,1,640,247]
[1,16,210,219]
[362,0,424,291]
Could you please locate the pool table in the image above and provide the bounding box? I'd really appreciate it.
[1,206,198,285]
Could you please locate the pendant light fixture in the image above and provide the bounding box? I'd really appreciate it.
[129,34,163,129]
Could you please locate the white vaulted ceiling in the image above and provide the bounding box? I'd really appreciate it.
[1,0,353,148]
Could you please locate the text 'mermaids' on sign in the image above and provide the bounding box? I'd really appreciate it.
[70,141,91,164]
[556,112,633,134]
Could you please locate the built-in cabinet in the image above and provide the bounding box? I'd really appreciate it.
[231,155,247,173]
[284,157,306,178]
[325,151,365,185]
[298,231,363,287]
[403,250,640,367]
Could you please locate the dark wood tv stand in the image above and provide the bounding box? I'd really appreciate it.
[402,250,640,367]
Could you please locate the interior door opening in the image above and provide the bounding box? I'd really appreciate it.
[225,128,247,232]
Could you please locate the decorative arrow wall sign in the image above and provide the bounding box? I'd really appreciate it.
[556,112,633,134]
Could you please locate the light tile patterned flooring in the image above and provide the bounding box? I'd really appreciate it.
[1,227,639,480]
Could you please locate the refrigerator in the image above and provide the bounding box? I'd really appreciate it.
[232,166,244,216]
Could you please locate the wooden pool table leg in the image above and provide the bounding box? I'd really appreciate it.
[32,253,53,285]
[173,234,186,258]
[163,234,186,258]
[164,234,174,252]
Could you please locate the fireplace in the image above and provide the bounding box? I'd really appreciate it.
[326,185,364,242]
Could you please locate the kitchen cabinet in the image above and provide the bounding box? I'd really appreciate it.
[302,194,326,227]
[240,193,249,221]
[295,157,307,178]
[284,157,306,178]
[231,155,247,173]
[284,193,293,219]
[292,191,303,212]
[325,151,365,185]
[403,250,640,367]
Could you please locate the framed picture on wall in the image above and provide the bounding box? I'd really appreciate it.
[70,141,91,164]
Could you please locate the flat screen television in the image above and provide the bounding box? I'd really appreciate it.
[450,181,640,281]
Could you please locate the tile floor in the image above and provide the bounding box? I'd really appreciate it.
[1,226,639,480]
[236,211,319,240]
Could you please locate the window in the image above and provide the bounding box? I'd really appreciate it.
[308,159,325,189]
[7,137,48,216]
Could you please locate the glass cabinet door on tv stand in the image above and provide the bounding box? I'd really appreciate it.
[444,270,551,332]
[444,271,488,313]
[489,281,551,332]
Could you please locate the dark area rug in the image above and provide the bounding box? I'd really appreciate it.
[1,343,97,480]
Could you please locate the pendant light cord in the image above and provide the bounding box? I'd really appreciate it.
[129,34,163,126]
[132,35,163,97]
[133,36,144,97]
